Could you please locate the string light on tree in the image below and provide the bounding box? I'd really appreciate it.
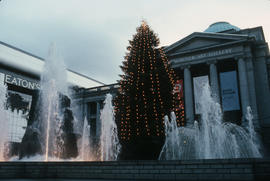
[114,20,182,159]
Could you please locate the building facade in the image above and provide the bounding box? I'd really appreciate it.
[164,22,270,155]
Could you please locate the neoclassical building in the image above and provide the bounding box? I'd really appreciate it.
[164,22,270,154]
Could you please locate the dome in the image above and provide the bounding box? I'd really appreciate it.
[204,22,240,33]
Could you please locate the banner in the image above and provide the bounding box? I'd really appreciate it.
[193,75,209,114]
[173,79,183,97]
[173,79,185,125]
[219,71,240,111]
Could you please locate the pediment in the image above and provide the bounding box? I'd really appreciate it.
[165,32,249,55]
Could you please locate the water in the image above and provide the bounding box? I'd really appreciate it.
[195,84,228,159]
[9,154,84,162]
[0,83,9,161]
[159,83,262,160]
[79,117,92,161]
[246,106,262,157]
[40,44,68,161]
[100,94,121,161]
[10,43,80,161]
[159,113,195,160]
[9,116,92,161]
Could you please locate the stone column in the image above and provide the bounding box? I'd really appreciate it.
[184,66,194,127]
[245,56,260,129]
[209,61,220,104]
[96,101,101,139]
[237,57,251,126]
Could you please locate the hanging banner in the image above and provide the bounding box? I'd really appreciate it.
[173,79,183,97]
[219,71,240,111]
[193,75,209,114]
[173,79,185,125]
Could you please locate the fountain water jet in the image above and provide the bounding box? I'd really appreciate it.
[159,113,195,160]
[18,43,78,161]
[159,82,262,160]
[100,94,121,161]
[79,117,91,161]
[0,83,9,161]
[245,106,262,157]
[41,44,68,161]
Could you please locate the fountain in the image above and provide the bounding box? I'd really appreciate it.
[0,83,9,161]
[41,43,68,160]
[246,106,262,157]
[159,112,196,160]
[159,82,262,160]
[2,45,121,162]
[100,94,121,161]
[1,64,262,162]
[79,116,92,161]
[18,44,78,160]
[1,44,262,162]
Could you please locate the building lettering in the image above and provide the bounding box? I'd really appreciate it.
[176,48,233,62]
[5,74,40,90]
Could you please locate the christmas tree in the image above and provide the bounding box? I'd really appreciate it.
[114,21,184,159]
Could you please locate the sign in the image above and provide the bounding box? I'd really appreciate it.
[173,79,185,125]
[173,79,183,97]
[219,71,240,111]
[4,74,40,90]
[174,48,232,63]
[193,75,209,114]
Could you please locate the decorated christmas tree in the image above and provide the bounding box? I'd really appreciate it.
[114,21,184,159]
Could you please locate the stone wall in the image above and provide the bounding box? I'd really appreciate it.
[0,158,269,180]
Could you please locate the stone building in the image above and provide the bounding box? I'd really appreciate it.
[164,22,270,155]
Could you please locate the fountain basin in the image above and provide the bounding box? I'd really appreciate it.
[0,158,270,180]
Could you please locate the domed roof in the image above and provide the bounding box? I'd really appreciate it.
[204,22,240,33]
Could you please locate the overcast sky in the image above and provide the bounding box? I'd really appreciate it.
[0,0,269,84]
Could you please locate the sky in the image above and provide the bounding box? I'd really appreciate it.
[0,0,269,84]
